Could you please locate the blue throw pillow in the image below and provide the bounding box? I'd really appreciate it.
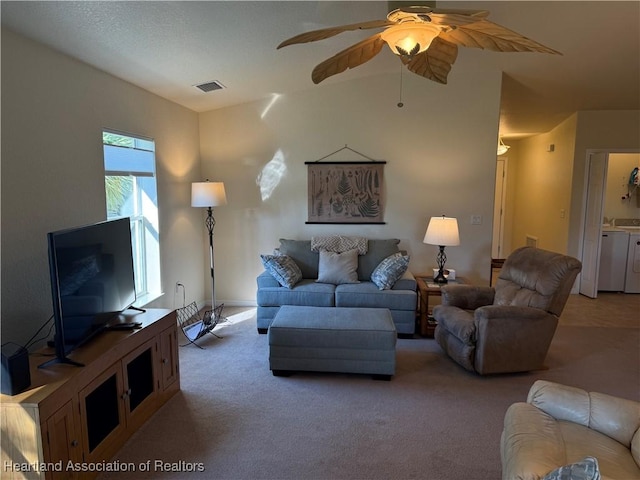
[260,254,302,289]
[371,252,409,290]
[316,249,360,285]
[543,457,601,480]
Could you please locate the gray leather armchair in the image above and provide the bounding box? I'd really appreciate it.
[433,246,582,375]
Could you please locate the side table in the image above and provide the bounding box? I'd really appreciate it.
[415,275,466,337]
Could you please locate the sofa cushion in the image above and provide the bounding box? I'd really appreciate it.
[260,254,302,288]
[371,252,410,290]
[257,279,335,308]
[335,282,417,311]
[557,422,638,479]
[279,239,319,279]
[357,239,400,281]
[317,249,359,285]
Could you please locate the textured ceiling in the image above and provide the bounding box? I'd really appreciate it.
[2,1,639,138]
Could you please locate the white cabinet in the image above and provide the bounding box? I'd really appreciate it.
[598,230,629,291]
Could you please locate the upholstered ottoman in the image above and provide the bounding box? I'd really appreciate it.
[268,305,397,380]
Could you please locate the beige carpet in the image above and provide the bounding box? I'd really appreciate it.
[99,305,639,480]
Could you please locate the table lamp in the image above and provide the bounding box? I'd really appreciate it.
[423,215,460,284]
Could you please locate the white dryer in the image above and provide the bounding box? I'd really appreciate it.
[624,232,640,293]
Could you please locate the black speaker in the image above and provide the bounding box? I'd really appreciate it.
[1,342,31,395]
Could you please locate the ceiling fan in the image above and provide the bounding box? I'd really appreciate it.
[278,5,561,85]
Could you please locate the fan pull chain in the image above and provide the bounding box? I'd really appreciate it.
[397,61,404,108]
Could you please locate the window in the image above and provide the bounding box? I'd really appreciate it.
[103,131,161,303]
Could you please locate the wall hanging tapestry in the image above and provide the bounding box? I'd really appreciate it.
[306,151,386,224]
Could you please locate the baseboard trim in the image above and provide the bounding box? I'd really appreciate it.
[201,300,257,308]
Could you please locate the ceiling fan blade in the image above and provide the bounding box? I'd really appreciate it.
[398,6,489,18]
[441,20,561,54]
[404,36,459,84]
[311,35,386,84]
[278,20,393,49]
[427,12,486,27]
[430,8,490,18]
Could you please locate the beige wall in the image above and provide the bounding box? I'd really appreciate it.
[199,69,503,304]
[603,153,640,222]
[1,29,205,346]
[508,114,577,254]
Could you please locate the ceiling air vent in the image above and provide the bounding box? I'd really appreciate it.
[194,80,225,93]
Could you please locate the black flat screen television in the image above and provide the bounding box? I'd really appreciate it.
[42,218,138,367]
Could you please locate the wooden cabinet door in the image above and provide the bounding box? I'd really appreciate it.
[42,400,81,480]
[159,326,178,392]
[78,363,125,464]
[121,338,158,431]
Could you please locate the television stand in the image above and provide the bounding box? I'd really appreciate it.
[1,309,179,478]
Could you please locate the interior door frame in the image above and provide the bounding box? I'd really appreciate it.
[492,157,507,259]
[579,151,608,298]
[577,148,640,297]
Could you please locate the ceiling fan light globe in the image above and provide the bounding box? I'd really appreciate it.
[381,24,441,56]
[497,137,511,156]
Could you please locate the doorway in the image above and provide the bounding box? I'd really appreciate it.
[579,151,640,298]
[492,157,507,260]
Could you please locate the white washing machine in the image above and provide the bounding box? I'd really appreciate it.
[624,232,640,293]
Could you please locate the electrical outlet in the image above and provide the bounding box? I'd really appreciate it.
[471,215,482,225]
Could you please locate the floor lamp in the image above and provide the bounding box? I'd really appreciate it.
[424,215,460,284]
[192,180,227,326]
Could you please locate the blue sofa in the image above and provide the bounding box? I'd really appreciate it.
[256,238,418,335]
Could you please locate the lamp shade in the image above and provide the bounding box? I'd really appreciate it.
[381,23,441,56]
[191,181,227,207]
[423,216,460,246]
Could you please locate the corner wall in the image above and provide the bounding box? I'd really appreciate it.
[509,114,578,254]
[1,29,204,346]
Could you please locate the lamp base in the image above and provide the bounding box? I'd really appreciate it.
[434,245,449,284]
[434,269,448,284]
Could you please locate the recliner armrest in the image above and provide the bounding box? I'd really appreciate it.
[528,380,640,449]
[473,306,558,375]
[500,402,566,480]
[441,285,495,310]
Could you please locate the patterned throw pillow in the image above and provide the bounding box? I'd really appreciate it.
[371,252,410,290]
[543,457,601,480]
[311,236,368,255]
[260,254,303,289]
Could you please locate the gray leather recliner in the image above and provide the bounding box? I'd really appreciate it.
[433,246,582,375]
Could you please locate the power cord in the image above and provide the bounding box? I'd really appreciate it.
[24,315,54,352]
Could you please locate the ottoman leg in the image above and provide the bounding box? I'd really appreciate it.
[272,369,293,377]
[372,374,392,381]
